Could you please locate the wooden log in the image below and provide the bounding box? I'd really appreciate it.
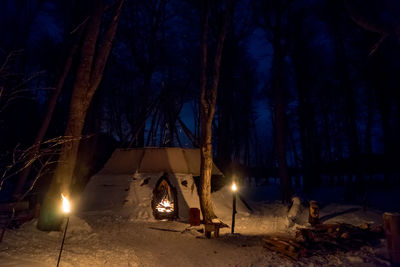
[263,238,301,260]
[263,236,309,260]
[383,212,400,264]
[308,200,320,226]
[295,221,385,254]
[271,236,304,250]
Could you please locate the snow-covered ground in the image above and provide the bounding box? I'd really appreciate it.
[0,185,395,266]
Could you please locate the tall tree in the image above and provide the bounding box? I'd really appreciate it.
[344,0,400,55]
[199,0,233,223]
[290,14,320,193]
[256,0,293,203]
[37,0,124,231]
[215,5,257,173]
[345,0,400,187]
[12,24,85,199]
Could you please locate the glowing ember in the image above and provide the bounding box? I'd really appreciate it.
[156,199,174,213]
[61,194,70,214]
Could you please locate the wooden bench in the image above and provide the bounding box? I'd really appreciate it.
[204,219,228,238]
[205,223,221,238]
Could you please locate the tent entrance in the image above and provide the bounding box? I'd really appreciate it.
[152,174,178,220]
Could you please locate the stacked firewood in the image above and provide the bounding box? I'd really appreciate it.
[263,235,309,260]
[263,223,384,260]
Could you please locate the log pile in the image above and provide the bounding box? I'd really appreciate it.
[263,223,384,260]
[263,236,309,260]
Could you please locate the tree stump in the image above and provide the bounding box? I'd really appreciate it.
[308,200,320,226]
[383,212,400,264]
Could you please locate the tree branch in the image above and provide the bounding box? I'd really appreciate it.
[90,0,125,94]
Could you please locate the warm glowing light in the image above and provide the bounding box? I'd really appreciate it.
[232,182,237,192]
[61,194,70,214]
[156,199,174,213]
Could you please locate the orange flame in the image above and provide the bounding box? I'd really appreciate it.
[156,199,173,213]
[232,182,237,192]
[61,194,70,214]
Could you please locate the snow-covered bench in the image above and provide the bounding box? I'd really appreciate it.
[204,219,228,238]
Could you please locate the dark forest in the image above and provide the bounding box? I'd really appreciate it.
[0,0,400,265]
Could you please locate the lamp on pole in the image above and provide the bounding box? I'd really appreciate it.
[231,181,237,234]
[57,194,70,267]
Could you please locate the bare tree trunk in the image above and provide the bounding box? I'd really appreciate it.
[215,41,234,171]
[12,24,85,199]
[199,0,214,223]
[345,1,398,187]
[322,102,334,185]
[193,96,200,140]
[271,26,292,203]
[287,122,300,188]
[37,0,124,231]
[153,111,162,146]
[345,0,400,55]
[146,109,158,146]
[199,0,232,224]
[330,2,361,200]
[274,81,292,203]
[178,117,199,147]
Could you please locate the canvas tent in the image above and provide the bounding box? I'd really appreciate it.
[99,147,222,176]
[80,147,224,221]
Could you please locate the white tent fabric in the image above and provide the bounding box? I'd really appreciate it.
[80,147,249,222]
[80,172,200,221]
[100,147,222,176]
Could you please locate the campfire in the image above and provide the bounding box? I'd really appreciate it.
[156,199,174,213]
[152,174,178,220]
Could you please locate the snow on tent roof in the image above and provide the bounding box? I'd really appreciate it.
[100,147,223,176]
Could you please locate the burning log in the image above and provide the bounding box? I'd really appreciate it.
[152,175,178,220]
[156,199,174,213]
